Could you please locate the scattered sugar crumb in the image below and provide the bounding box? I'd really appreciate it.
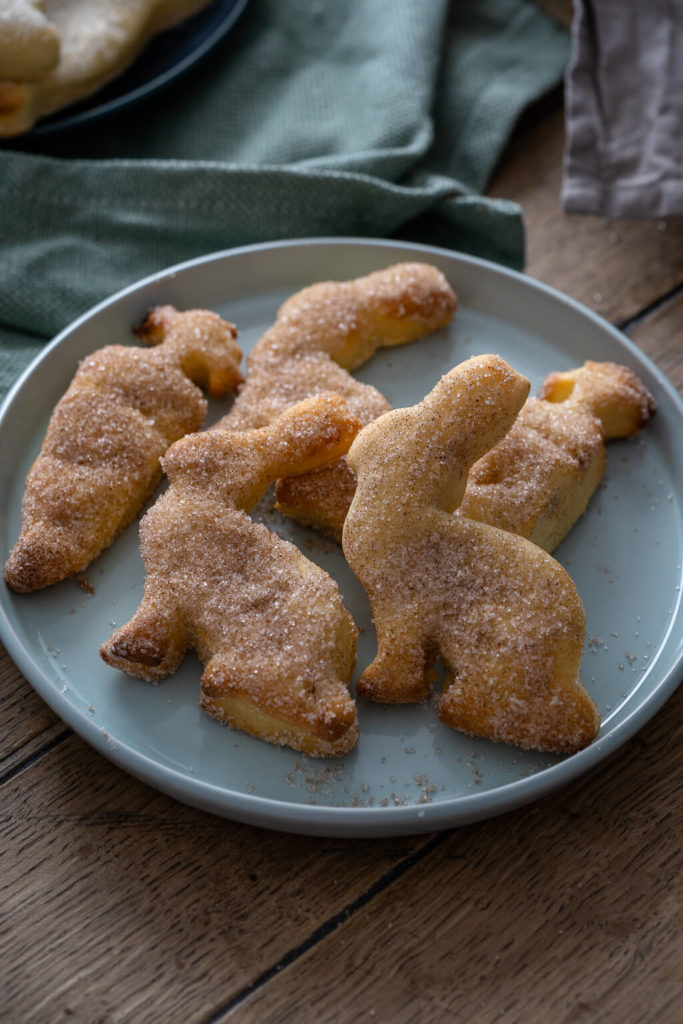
[74,573,95,595]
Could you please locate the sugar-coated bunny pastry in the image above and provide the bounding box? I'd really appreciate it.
[0,0,213,137]
[342,355,601,754]
[215,262,457,538]
[100,394,362,757]
[458,360,657,552]
[5,306,243,593]
[0,1,59,82]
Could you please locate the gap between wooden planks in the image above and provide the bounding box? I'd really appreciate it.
[0,651,68,780]
[1,731,435,1023]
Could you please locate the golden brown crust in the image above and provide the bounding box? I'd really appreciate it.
[275,458,358,542]
[218,263,457,432]
[4,306,242,592]
[266,263,459,371]
[0,2,60,82]
[0,0,214,136]
[342,354,601,755]
[458,397,607,552]
[0,81,30,116]
[199,692,359,757]
[540,360,657,439]
[100,394,362,757]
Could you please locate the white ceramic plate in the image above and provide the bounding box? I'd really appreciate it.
[1,239,682,837]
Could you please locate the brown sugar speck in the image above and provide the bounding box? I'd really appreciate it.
[75,573,95,594]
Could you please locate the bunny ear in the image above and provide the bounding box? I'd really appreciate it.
[133,305,179,345]
[345,355,529,518]
[256,393,362,481]
[271,262,457,370]
[160,393,362,515]
[418,355,530,455]
[540,360,656,440]
[144,307,243,398]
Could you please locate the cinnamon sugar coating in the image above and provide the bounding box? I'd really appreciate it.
[540,359,657,438]
[100,394,362,757]
[212,262,457,533]
[342,355,601,755]
[459,360,657,552]
[4,306,243,593]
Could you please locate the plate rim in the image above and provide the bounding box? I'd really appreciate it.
[1,236,682,837]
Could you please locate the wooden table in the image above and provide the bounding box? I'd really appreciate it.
[3,57,682,1024]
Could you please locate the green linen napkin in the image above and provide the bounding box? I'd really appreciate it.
[0,0,569,398]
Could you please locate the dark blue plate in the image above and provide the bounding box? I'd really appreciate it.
[29,0,250,136]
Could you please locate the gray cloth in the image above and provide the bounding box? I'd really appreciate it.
[563,0,683,218]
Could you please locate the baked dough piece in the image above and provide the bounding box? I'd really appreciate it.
[100,394,362,757]
[5,305,242,592]
[0,0,212,136]
[342,355,600,754]
[216,262,457,536]
[458,360,657,551]
[0,1,59,80]
[282,359,656,546]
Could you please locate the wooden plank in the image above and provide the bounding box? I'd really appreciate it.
[219,684,683,1024]
[489,110,683,325]
[627,292,683,393]
[1,732,430,1024]
[0,645,66,778]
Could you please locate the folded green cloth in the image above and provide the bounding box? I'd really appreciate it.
[0,0,568,398]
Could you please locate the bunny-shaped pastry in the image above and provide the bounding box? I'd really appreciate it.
[343,355,601,754]
[5,305,243,592]
[101,394,362,757]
